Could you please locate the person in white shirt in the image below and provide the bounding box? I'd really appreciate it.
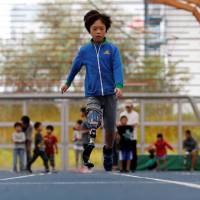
[12,122,26,172]
[120,100,139,172]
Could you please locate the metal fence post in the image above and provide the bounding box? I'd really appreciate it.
[177,99,183,154]
[22,100,28,115]
[61,99,69,171]
[140,100,145,154]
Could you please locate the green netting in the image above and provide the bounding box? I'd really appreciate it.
[137,155,200,171]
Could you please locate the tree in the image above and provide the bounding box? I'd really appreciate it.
[2,2,82,92]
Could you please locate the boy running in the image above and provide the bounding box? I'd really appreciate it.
[61,10,123,171]
[27,122,49,173]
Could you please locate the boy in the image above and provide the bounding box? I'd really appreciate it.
[183,130,198,171]
[21,116,33,166]
[117,116,133,173]
[27,122,49,173]
[61,10,123,171]
[153,133,174,170]
[73,120,84,169]
[44,125,58,172]
[12,122,26,172]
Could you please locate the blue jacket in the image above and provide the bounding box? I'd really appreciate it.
[66,39,124,97]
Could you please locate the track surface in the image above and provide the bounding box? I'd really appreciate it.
[0,171,200,200]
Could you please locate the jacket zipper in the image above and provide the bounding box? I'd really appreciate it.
[94,43,104,96]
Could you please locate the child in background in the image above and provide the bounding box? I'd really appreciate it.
[12,122,26,172]
[139,146,157,170]
[80,107,90,150]
[117,116,133,173]
[44,125,58,172]
[73,120,84,169]
[27,122,49,173]
[153,133,174,171]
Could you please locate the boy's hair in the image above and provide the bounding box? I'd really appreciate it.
[186,129,191,135]
[46,125,54,132]
[80,107,87,115]
[120,115,128,121]
[157,133,163,138]
[84,10,112,33]
[34,122,42,130]
[21,115,30,125]
[14,122,23,128]
[77,120,83,125]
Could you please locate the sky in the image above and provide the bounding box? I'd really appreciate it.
[0,0,42,38]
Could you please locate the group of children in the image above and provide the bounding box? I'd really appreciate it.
[114,115,175,172]
[72,112,175,173]
[12,121,58,173]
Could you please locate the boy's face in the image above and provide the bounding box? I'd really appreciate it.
[120,117,128,126]
[186,133,191,139]
[46,128,52,135]
[15,126,22,133]
[36,125,43,133]
[90,19,106,43]
[76,123,82,130]
[81,111,86,118]
[157,136,163,141]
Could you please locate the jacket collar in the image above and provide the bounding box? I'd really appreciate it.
[90,37,107,45]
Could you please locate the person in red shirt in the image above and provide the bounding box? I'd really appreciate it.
[153,133,174,171]
[44,125,58,172]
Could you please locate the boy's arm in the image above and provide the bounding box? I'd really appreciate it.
[65,48,83,87]
[55,137,58,154]
[166,141,174,151]
[183,140,186,150]
[112,47,124,89]
[12,134,23,144]
[55,143,58,154]
[12,134,16,143]
[17,133,26,143]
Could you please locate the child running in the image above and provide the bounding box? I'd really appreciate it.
[44,125,58,172]
[61,10,123,171]
[27,122,49,173]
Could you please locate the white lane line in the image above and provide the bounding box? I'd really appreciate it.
[0,173,49,181]
[0,181,163,185]
[112,172,200,190]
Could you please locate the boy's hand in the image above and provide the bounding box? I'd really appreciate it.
[115,88,122,99]
[61,84,69,94]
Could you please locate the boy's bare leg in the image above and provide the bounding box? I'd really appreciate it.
[126,160,131,172]
[120,161,123,172]
[156,160,160,171]
[163,159,167,171]
[191,151,197,170]
[105,132,115,148]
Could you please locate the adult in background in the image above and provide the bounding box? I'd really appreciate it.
[120,100,139,172]
[21,116,33,166]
